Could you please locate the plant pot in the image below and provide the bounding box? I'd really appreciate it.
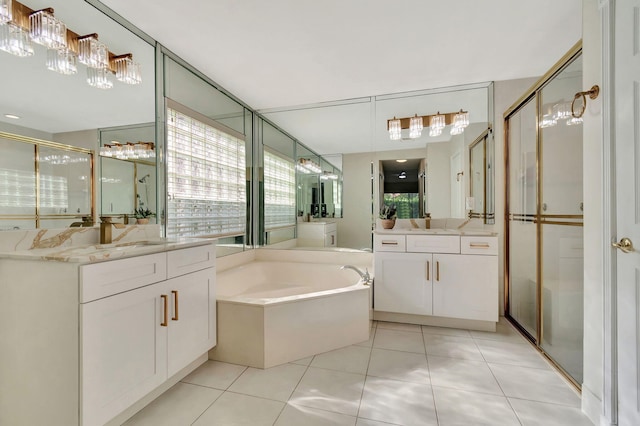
[136,218,149,225]
[381,219,396,229]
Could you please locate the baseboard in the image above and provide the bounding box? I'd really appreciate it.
[373,311,496,331]
[581,384,604,426]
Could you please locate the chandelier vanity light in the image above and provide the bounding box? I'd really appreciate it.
[0,0,142,88]
[296,158,322,174]
[100,142,155,160]
[387,109,470,140]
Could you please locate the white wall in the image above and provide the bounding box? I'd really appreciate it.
[581,0,603,422]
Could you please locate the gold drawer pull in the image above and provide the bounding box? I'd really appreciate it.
[381,241,398,245]
[426,261,430,280]
[172,290,179,321]
[160,294,168,327]
[436,261,440,281]
[470,243,491,248]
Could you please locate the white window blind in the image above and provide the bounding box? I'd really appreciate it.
[166,104,246,238]
[264,149,295,229]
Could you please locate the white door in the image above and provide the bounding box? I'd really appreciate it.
[615,0,640,424]
[374,252,433,315]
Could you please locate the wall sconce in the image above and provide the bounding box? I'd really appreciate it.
[100,142,155,160]
[387,109,469,140]
[0,0,142,88]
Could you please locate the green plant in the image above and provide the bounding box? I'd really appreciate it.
[379,204,397,220]
[135,207,155,219]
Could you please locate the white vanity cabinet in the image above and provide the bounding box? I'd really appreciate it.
[0,242,216,426]
[374,233,498,327]
[297,221,337,247]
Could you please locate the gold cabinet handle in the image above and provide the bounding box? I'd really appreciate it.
[172,290,179,321]
[426,260,430,281]
[381,241,398,245]
[160,294,168,327]
[436,261,440,281]
[470,243,490,248]
[612,237,634,253]
[331,235,335,245]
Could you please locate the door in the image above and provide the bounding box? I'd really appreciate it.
[615,0,640,423]
[374,252,433,315]
[81,283,167,426]
[432,254,498,321]
[166,268,217,377]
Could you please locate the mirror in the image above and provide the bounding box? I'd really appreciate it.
[379,158,426,218]
[0,0,155,230]
[469,128,494,223]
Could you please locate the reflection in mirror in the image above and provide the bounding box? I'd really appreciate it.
[469,128,494,224]
[379,159,425,218]
[0,0,155,230]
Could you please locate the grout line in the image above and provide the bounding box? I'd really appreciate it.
[274,354,316,424]
[422,326,440,426]
[355,322,377,419]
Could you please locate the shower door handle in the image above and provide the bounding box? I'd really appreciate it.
[612,237,634,253]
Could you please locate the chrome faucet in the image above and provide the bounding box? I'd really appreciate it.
[340,265,372,284]
[100,216,127,244]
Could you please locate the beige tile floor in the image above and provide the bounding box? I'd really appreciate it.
[123,318,593,426]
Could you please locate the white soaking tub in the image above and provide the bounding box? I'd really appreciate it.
[209,260,370,368]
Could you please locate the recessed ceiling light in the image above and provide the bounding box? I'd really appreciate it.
[396,159,407,163]
[4,114,20,119]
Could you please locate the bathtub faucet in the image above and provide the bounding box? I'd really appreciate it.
[340,265,371,284]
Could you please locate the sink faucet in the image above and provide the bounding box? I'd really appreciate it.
[100,217,127,244]
[340,265,372,284]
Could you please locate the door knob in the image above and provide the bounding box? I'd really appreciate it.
[612,237,634,253]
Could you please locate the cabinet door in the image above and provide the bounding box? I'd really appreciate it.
[432,254,498,321]
[166,268,217,377]
[374,252,433,315]
[81,283,167,426]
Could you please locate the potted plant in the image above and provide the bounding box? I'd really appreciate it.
[379,205,397,229]
[134,207,154,224]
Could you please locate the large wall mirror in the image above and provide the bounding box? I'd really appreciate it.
[262,82,494,249]
[0,0,155,229]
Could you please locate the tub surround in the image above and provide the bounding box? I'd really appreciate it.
[374,228,498,331]
[0,228,216,426]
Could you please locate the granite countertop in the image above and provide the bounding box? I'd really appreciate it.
[374,228,497,236]
[0,237,214,264]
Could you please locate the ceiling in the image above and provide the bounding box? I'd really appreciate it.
[100,0,582,110]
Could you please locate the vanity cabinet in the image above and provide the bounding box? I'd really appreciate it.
[374,233,498,325]
[297,221,337,247]
[0,242,216,426]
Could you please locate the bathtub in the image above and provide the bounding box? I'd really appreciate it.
[209,260,371,368]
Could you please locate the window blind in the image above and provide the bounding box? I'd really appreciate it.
[166,105,246,238]
[264,149,295,229]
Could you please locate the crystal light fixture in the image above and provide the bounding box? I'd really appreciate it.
[388,117,402,141]
[113,54,142,85]
[100,142,155,159]
[409,114,423,139]
[429,113,445,137]
[552,102,572,121]
[0,23,34,57]
[566,116,583,126]
[86,67,113,89]
[77,34,109,69]
[539,113,557,128]
[46,47,77,75]
[0,0,12,24]
[29,9,66,49]
[450,110,469,135]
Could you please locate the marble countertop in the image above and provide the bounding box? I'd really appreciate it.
[374,228,497,236]
[0,237,214,264]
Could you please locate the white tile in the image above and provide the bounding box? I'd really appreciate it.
[476,338,551,369]
[192,392,284,426]
[356,418,401,425]
[228,363,307,402]
[310,345,372,375]
[427,355,503,395]
[355,328,375,348]
[181,360,247,390]
[489,363,581,407]
[373,328,425,354]
[290,367,365,416]
[509,397,594,426]
[123,382,222,426]
[423,334,484,361]
[290,356,314,366]
[367,348,429,384]
[432,386,520,426]
[376,321,422,333]
[358,376,437,425]
[422,325,472,338]
[275,403,357,426]
[470,322,528,344]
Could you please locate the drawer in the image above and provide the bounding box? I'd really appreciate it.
[80,252,167,303]
[460,236,498,255]
[406,235,460,253]
[167,243,216,278]
[374,234,406,252]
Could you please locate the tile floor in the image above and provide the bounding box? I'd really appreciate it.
[123,318,593,426]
